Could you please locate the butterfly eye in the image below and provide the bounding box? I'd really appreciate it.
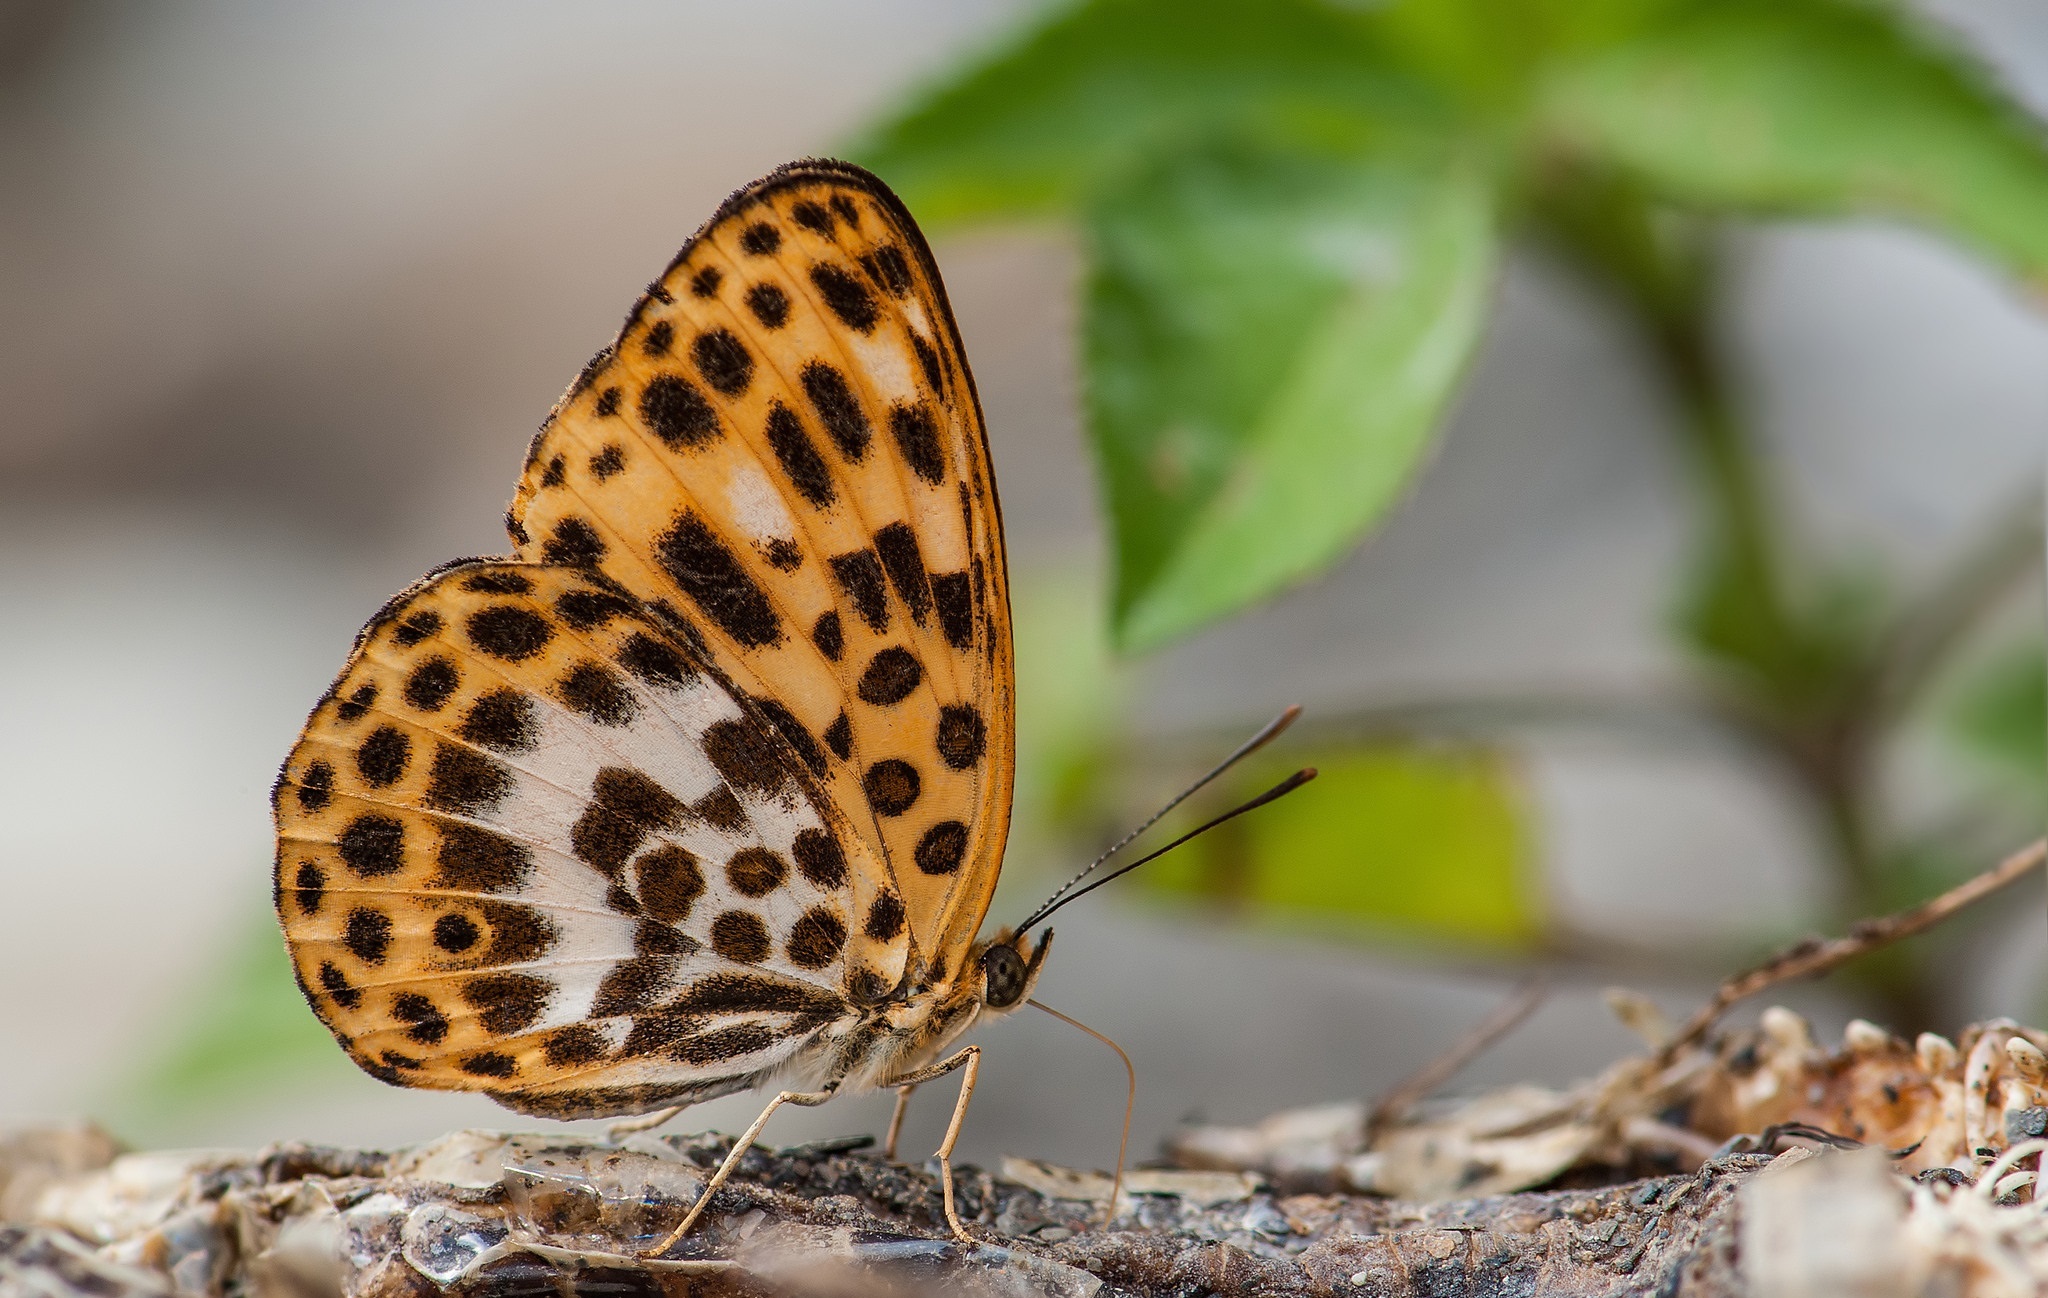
[980,943,1027,1009]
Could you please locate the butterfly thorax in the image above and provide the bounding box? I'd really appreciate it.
[824,927,1049,1096]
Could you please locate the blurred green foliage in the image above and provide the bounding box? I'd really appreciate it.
[1139,746,1540,950]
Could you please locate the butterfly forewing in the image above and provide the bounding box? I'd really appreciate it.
[510,161,1015,977]
[274,561,889,1118]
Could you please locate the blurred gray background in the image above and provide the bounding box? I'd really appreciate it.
[1,0,2043,1169]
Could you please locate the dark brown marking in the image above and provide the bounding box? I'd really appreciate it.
[593,956,675,1017]
[912,331,943,392]
[636,919,693,955]
[674,1023,774,1065]
[810,263,878,332]
[298,761,334,812]
[857,646,922,706]
[711,911,771,964]
[543,1025,609,1067]
[745,282,790,329]
[829,549,889,632]
[792,828,847,889]
[822,712,852,761]
[433,822,532,893]
[932,571,974,649]
[380,1050,421,1071]
[693,328,753,396]
[861,244,913,296]
[753,696,827,778]
[344,908,391,964]
[790,200,832,233]
[937,704,988,770]
[639,374,721,449]
[556,587,636,631]
[293,862,324,915]
[829,194,860,228]
[392,992,446,1043]
[543,517,606,566]
[540,454,567,488]
[864,891,905,941]
[787,908,847,969]
[764,404,834,508]
[478,900,558,965]
[725,847,787,898]
[702,716,789,795]
[318,962,360,1009]
[593,386,622,418]
[460,1052,517,1079]
[656,513,782,648]
[459,689,538,752]
[571,766,683,876]
[467,605,552,662]
[648,282,673,304]
[874,522,933,622]
[690,785,748,831]
[762,538,803,571]
[915,820,969,876]
[558,660,638,727]
[689,266,722,297]
[617,632,695,689]
[335,683,376,724]
[433,912,480,953]
[463,571,534,595]
[635,846,704,923]
[673,973,843,1019]
[888,402,945,485]
[422,744,512,816]
[403,657,459,712]
[862,759,921,817]
[811,611,844,661]
[393,611,442,647]
[463,972,550,1035]
[739,221,780,255]
[643,320,674,358]
[622,1010,709,1057]
[339,815,404,878]
[588,444,625,480]
[800,362,871,461]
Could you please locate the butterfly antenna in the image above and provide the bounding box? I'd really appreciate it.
[1029,999,1134,1228]
[1016,766,1317,932]
[1025,705,1303,923]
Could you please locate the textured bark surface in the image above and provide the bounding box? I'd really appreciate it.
[1,1125,1770,1298]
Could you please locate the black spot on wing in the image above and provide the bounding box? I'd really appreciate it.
[809,263,878,333]
[460,1052,518,1079]
[635,845,704,923]
[459,689,538,753]
[861,244,913,296]
[478,900,557,965]
[828,549,889,633]
[643,320,674,358]
[572,767,683,877]
[790,200,833,233]
[656,513,782,648]
[639,375,721,450]
[693,328,753,397]
[937,704,988,770]
[888,402,945,485]
[915,820,969,876]
[292,862,325,915]
[588,444,625,480]
[339,815,404,878]
[542,517,606,566]
[318,962,360,1009]
[932,571,974,650]
[689,266,722,298]
[857,647,922,706]
[434,822,532,893]
[725,847,787,898]
[556,587,636,631]
[911,331,943,393]
[822,712,852,761]
[617,632,695,689]
[594,955,675,1017]
[544,1025,609,1067]
[710,910,771,964]
[467,605,552,662]
[594,387,622,418]
[800,362,871,461]
[557,661,639,727]
[745,282,791,329]
[393,611,442,647]
[702,716,790,795]
[753,695,827,778]
[463,972,550,1035]
[355,726,410,787]
[864,891,905,941]
[862,760,921,817]
[811,611,844,661]
[296,761,334,812]
[403,657,459,712]
[423,745,512,816]
[393,992,446,1043]
[793,828,846,889]
[434,912,479,953]
[764,404,835,509]
[739,222,781,255]
[829,194,860,228]
[335,683,376,724]
[462,571,533,595]
[344,908,390,964]
[874,521,932,623]
[540,454,567,489]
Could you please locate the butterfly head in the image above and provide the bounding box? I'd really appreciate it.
[974,927,1051,1013]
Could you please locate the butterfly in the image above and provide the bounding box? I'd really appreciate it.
[273,159,1308,1246]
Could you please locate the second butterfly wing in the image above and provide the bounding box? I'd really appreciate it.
[511,162,1016,989]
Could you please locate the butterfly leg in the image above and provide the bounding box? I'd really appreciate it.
[883,1083,919,1161]
[606,1104,686,1140]
[642,1087,835,1257]
[885,1046,981,1241]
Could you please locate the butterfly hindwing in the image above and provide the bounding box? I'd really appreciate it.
[272,560,898,1118]
[509,160,1015,979]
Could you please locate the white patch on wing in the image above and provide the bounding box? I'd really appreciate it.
[724,461,797,547]
[849,333,917,406]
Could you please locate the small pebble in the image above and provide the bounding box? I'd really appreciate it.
[2006,1107,2048,1141]
[1632,1183,1662,1206]
[1036,1227,1072,1242]
[1350,1271,1372,1286]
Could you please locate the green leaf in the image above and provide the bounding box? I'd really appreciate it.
[1947,639,2047,790]
[1139,744,1540,950]
[852,0,1428,226]
[1086,141,1497,650]
[1542,0,2048,282]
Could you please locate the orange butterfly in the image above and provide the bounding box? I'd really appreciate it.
[272,160,1306,1245]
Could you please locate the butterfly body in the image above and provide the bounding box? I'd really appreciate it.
[272,161,1040,1128]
